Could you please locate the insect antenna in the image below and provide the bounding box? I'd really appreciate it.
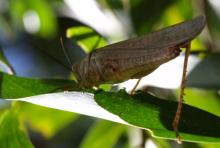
[91,36,101,51]
[60,37,74,73]
[26,37,72,72]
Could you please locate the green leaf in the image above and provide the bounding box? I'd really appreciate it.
[198,142,220,148]
[1,73,219,143]
[97,0,124,10]
[0,49,14,74]
[187,54,220,89]
[26,0,58,38]
[80,120,126,148]
[129,0,175,35]
[184,88,220,117]
[9,0,26,29]
[152,138,171,148]
[9,0,57,38]
[66,26,107,53]
[20,102,78,138]
[0,109,33,148]
[0,72,78,99]
[94,90,220,143]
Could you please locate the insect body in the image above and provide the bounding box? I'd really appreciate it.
[72,16,206,88]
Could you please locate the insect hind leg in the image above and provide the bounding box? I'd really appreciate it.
[172,43,191,144]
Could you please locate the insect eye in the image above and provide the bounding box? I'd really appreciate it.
[104,63,117,74]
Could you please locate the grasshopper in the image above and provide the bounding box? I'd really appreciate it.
[65,16,206,143]
[72,16,205,88]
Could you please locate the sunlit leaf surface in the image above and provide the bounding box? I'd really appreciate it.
[67,26,106,53]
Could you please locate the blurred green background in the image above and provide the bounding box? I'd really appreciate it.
[0,0,220,147]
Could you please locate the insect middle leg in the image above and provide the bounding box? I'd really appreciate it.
[130,78,142,95]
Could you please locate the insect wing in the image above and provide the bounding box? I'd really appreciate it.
[97,16,206,51]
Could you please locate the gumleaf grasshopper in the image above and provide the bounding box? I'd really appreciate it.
[72,16,205,88]
[65,16,206,143]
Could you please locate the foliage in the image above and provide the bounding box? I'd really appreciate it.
[0,108,33,148]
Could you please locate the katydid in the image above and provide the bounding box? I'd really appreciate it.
[65,16,206,143]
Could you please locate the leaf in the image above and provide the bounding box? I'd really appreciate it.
[1,73,219,143]
[8,90,220,143]
[9,0,57,38]
[187,54,220,89]
[20,102,78,138]
[80,120,126,148]
[184,88,220,116]
[100,0,124,10]
[27,0,58,38]
[66,26,107,53]
[11,92,126,125]
[205,0,220,51]
[0,72,78,99]
[94,90,220,143]
[129,0,176,35]
[0,109,33,148]
[0,49,14,74]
